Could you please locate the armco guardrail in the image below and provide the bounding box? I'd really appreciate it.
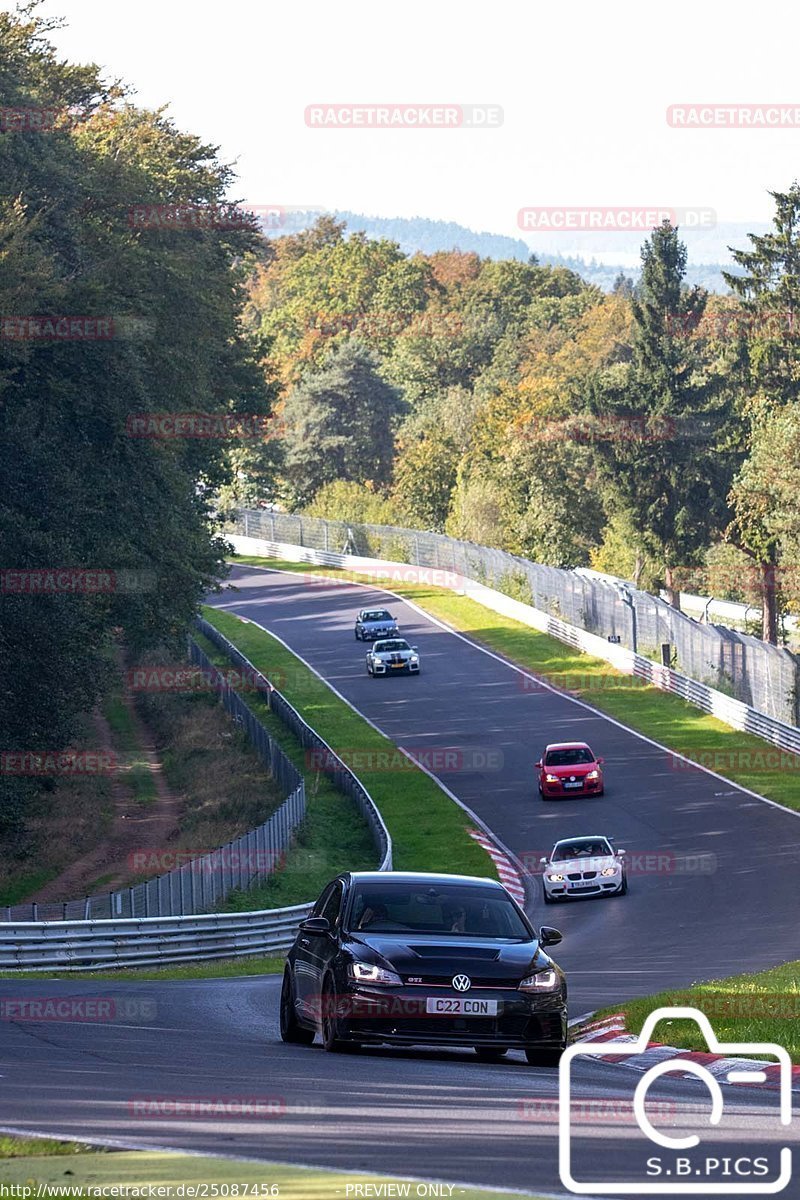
[195,616,392,872]
[231,508,799,726]
[0,904,314,972]
[227,531,800,759]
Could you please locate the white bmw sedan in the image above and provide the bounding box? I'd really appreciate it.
[541,836,627,903]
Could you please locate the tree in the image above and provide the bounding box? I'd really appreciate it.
[281,341,404,507]
[586,222,735,607]
[0,8,272,847]
[722,184,800,641]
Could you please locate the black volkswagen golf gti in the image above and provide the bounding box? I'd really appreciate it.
[280,871,567,1064]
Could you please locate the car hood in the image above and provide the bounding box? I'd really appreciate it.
[347,933,545,978]
[547,856,616,873]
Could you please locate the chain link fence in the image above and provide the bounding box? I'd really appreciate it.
[231,508,799,726]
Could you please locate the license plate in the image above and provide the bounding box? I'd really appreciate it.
[569,884,594,891]
[425,997,498,1016]
[563,781,583,789]
[390,662,406,668]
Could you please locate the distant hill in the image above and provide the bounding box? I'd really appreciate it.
[260,210,760,293]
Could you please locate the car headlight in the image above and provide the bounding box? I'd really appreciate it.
[410,655,419,663]
[547,873,564,882]
[586,769,600,780]
[601,866,618,877]
[519,969,560,993]
[545,773,559,783]
[347,962,403,987]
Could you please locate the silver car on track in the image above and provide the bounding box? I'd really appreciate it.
[366,638,420,677]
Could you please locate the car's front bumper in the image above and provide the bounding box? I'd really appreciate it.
[332,987,567,1047]
[361,629,399,640]
[544,876,622,899]
[540,778,602,797]
[371,661,419,674]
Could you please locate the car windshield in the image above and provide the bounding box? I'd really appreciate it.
[375,639,409,653]
[362,610,392,622]
[545,746,594,766]
[552,839,612,862]
[347,883,530,940]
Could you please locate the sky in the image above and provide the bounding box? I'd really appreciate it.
[39,0,800,253]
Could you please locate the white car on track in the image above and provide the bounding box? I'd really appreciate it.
[366,637,420,677]
[541,835,627,903]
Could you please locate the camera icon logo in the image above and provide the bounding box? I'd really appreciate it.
[559,1006,793,1194]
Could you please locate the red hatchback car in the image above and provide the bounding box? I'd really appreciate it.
[536,742,604,799]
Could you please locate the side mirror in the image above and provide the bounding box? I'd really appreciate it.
[535,760,543,769]
[597,756,605,765]
[539,856,547,865]
[539,926,563,948]
[412,646,419,652]
[300,916,331,936]
[617,849,627,856]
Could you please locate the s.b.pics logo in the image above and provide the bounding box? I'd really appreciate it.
[559,1007,792,1194]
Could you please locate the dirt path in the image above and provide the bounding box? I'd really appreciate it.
[30,688,183,903]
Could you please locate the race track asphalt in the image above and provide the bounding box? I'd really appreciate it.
[1,562,798,1197]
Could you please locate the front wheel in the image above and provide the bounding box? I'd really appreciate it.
[321,976,359,1053]
[355,628,361,640]
[525,1045,565,1067]
[618,875,627,895]
[543,888,554,904]
[279,969,314,1045]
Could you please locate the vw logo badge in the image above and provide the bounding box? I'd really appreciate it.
[452,974,471,992]
[569,775,576,781]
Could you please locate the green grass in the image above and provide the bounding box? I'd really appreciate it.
[0,1136,99,1158]
[594,959,800,1063]
[0,954,286,981]
[201,607,494,879]
[193,630,376,909]
[103,692,140,753]
[233,557,800,814]
[0,1143,544,1199]
[103,687,159,806]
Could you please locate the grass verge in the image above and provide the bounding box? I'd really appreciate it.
[201,607,493,879]
[192,631,375,910]
[232,557,800,814]
[0,1141,544,1199]
[594,959,800,1062]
